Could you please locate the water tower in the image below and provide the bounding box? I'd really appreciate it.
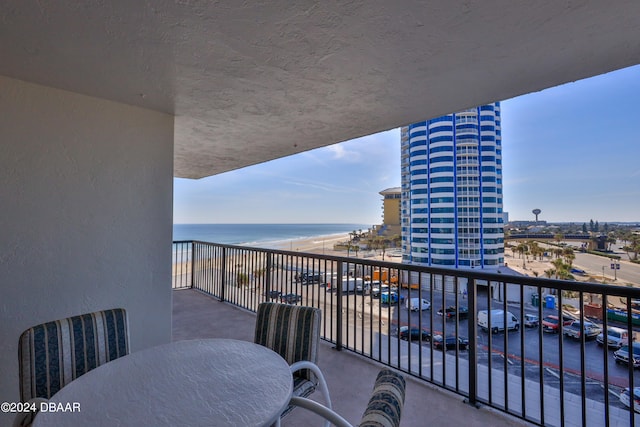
[532,208,541,223]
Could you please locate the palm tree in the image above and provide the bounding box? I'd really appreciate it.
[528,241,543,260]
[621,235,640,261]
[563,247,575,266]
[236,272,249,287]
[552,258,565,270]
[253,268,266,285]
[551,258,575,280]
[556,269,573,280]
[553,248,563,259]
[379,238,389,261]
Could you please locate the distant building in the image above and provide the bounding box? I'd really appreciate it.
[400,103,504,269]
[378,187,401,236]
[507,220,548,229]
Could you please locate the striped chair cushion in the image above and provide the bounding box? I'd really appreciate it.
[359,369,406,427]
[254,302,320,382]
[18,308,129,402]
[279,375,317,418]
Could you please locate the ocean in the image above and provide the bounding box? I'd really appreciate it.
[172,223,371,248]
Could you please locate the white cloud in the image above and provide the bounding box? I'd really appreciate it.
[324,144,362,162]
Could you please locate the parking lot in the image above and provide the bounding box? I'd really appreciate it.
[282,276,636,412]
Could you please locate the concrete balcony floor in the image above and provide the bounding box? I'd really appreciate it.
[172,289,532,426]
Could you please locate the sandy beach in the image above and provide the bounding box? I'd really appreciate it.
[172,233,396,281]
[267,233,351,254]
[179,232,629,284]
[265,233,403,263]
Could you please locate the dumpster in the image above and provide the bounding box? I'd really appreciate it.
[531,293,539,307]
[545,295,556,309]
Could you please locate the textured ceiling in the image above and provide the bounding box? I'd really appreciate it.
[2,1,640,178]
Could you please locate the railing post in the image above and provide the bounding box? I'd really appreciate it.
[265,252,272,301]
[335,260,343,351]
[220,247,226,302]
[190,241,195,289]
[466,277,478,407]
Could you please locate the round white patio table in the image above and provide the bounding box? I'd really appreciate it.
[33,338,293,427]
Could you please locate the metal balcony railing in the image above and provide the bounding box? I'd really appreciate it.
[172,240,640,427]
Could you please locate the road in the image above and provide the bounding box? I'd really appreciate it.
[573,251,640,286]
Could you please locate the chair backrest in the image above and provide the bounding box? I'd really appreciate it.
[254,302,320,381]
[18,308,129,401]
[359,369,406,427]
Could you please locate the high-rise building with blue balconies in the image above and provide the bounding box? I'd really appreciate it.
[400,103,504,269]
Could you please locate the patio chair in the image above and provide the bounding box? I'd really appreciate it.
[289,368,406,427]
[254,302,331,426]
[14,308,129,427]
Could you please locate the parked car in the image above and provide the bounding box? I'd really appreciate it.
[298,273,324,284]
[399,326,431,341]
[477,309,519,333]
[614,342,640,368]
[432,335,469,351]
[437,305,469,319]
[541,315,574,333]
[372,284,390,298]
[406,298,431,312]
[380,291,403,305]
[620,387,640,413]
[562,321,602,340]
[597,326,632,349]
[264,290,282,300]
[355,281,371,294]
[279,293,302,304]
[523,313,539,328]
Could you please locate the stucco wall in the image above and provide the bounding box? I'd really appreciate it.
[0,75,174,420]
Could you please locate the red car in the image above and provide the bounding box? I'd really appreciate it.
[541,315,574,333]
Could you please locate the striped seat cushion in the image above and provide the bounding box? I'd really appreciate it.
[18,308,129,401]
[280,374,317,418]
[254,302,320,382]
[359,369,406,427]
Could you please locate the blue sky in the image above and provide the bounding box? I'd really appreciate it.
[174,65,640,225]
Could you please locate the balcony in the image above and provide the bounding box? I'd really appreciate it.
[173,241,640,427]
[172,289,526,426]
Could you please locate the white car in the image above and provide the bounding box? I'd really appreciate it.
[406,298,430,312]
[614,343,640,367]
[371,284,389,298]
[596,326,631,349]
[620,387,640,413]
